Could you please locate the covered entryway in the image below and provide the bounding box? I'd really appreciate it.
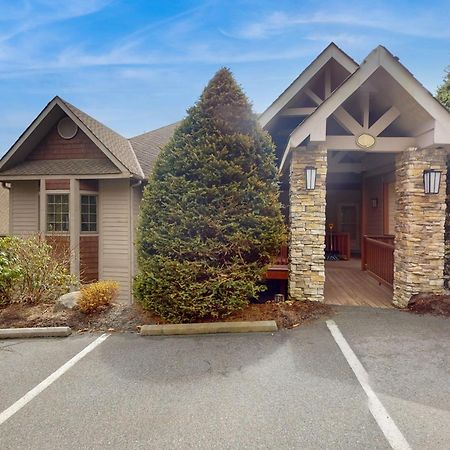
[324,259,393,307]
[324,150,396,306]
[261,44,450,308]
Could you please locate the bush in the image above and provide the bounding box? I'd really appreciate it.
[78,280,119,314]
[0,236,76,304]
[0,247,22,305]
[135,68,285,323]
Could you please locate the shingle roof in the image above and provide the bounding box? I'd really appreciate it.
[129,122,179,177]
[0,159,121,176]
[60,98,145,178]
[0,95,179,179]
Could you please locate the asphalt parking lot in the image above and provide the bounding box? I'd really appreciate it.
[0,307,449,450]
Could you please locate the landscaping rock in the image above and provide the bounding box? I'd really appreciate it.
[408,293,450,317]
[55,291,81,311]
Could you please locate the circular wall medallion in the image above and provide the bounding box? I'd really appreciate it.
[356,133,376,149]
[57,117,78,140]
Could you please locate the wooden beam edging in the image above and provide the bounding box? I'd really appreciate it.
[140,321,278,336]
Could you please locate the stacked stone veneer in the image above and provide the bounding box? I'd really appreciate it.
[289,146,327,302]
[445,157,450,288]
[393,147,447,307]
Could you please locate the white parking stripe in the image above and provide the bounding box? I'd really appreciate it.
[326,320,411,450]
[0,333,109,426]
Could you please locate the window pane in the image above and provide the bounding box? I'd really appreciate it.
[47,194,69,233]
[80,195,97,233]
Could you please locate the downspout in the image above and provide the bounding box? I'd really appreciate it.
[1,182,11,190]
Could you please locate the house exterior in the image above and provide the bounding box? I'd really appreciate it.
[0,184,9,236]
[1,43,449,306]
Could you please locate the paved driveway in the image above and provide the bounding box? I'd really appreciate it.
[0,307,449,449]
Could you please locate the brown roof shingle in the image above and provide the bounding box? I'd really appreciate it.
[61,98,145,178]
[129,122,179,177]
[0,159,121,176]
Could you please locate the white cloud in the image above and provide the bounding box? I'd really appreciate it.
[228,9,450,40]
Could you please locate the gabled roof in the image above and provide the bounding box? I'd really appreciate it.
[61,99,144,178]
[0,97,145,179]
[129,122,179,177]
[259,43,359,128]
[280,46,450,170]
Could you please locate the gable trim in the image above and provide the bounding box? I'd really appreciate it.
[0,97,134,177]
[259,43,359,129]
[279,46,450,171]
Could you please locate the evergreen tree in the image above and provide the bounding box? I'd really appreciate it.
[436,68,450,111]
[135,68,285,323]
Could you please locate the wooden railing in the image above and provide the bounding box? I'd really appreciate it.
[266,244,288,280]
[325,232,351,260]
[362,235,394,287]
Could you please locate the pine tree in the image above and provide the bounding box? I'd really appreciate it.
[436,68,450,111]
[134,68,285,323]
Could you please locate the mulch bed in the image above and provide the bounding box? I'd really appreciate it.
[0,300,332,332]
[407,293,450,317]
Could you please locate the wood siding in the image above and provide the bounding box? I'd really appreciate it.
[99,179,131,303]
[363,176,384,236]
[10,181,39,236]
[46,179,70,190]
[0,185,9,235]
[27,125,106,161]
[80,235,99,283]
[80,179,99,192]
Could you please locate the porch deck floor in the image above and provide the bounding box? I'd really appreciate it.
[324,258,393,308]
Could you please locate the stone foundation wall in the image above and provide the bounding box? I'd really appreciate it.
[289,146,327,302]
[445,157,450,288]
[393,147,447,307]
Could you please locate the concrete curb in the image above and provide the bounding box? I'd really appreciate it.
[0,327,72,339]
[140,320,278,336]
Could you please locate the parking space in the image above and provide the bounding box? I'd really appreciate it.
[0,308,449,449]
[0,334,99,410]
[332,307,450,450]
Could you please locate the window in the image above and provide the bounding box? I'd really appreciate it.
[81,195,97,232]
[47,194,69,232]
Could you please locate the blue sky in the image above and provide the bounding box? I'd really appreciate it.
[0,0,449,155]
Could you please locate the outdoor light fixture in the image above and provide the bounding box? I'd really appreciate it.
[305,166,317,190]
[423,169,442,194]
[371,198,378,208]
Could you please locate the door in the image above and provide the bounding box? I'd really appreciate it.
[338,203,360,252]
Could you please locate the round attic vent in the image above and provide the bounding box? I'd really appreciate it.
[57,117,78,139]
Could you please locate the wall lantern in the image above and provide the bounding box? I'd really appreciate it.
[371,198,378,208]
[423,169,441,194]
[305,166,317,190]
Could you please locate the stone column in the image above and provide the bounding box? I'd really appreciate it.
[393,147,447,307]
[289,145,327,302]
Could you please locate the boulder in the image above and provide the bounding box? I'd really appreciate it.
[55,291,81,311]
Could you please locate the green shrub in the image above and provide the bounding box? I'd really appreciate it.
[0,236,76,304]
[0,247,22,305]
[78,280,119,314]
[135,68,285,323]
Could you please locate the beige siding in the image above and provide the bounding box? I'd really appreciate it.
[0,185,9,235]
[99,179,131,303]
[131,185,144,277]
[10,181,39,236]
